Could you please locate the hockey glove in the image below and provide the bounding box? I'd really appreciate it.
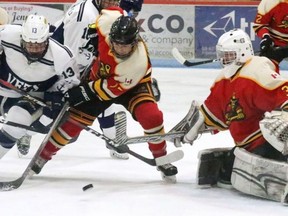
[43,92,65,120]
[262,46,288,63]
[64,83,95,106]
[260,34,274,55]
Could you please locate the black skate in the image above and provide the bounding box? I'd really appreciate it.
[157,163,178,183]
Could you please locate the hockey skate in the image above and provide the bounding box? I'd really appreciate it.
[157,163,178,183]
[106,142,129,160]
[30,156,48,176]
[17,134,32,157]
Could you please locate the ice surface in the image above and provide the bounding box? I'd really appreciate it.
[0,67,287,216]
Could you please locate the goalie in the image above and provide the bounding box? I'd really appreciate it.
[182,29,288,204]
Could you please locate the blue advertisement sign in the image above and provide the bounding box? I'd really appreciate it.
[195,6,260,59]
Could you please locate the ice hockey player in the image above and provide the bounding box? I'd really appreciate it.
[253,0,288,56]
[50,0,160,160]
[0,14,80,159]
[48,0,129,160]
[182,29,288,203]
[31,8,178,183]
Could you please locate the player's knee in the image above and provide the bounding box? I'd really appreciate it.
[134,102,163,129]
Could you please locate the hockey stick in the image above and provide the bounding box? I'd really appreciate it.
[0,118,49,134]
[67,115,184,166]
[0,102,69,191]
[0,79,51,108]
[0,81,184,166]
[172,47,218,67]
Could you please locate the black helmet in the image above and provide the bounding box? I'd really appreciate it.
[109,15,139,45]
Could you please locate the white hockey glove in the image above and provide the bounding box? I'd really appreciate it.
[182,108,205,145]
[259,109,288,155]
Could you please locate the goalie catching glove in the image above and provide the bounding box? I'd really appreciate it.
[259,109,288,155]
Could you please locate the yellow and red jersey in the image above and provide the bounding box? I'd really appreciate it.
[89,7,152,101]
[201,56,288,151]
[253,0,288,46]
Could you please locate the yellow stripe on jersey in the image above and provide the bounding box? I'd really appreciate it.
[92,80,111,101]
[69,108,96,126]
[235,130,262,147]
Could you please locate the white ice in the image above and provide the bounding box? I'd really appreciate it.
[0,67,287,216]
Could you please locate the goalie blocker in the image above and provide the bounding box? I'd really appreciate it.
[197,147,288,204]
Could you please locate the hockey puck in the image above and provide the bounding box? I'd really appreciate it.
[82,184,93,191]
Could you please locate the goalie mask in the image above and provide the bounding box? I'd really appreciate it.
[109,15,139,59]
[216,29,254,72]
[94,0,120,10]
[21,14,49,62]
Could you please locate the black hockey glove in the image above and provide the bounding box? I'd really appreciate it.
[260,35,274,55]
[262,46,288,63]
[64,83,95,106]
[43,92,65,119]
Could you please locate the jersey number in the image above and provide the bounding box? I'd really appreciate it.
[62,67,75,78]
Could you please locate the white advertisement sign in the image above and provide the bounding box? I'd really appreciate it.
[138,4,195,59]
[0,3,194,60]
[0,4,65,25]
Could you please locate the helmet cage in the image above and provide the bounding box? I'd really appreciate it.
[96,0,120,10]
[216,29,254,68]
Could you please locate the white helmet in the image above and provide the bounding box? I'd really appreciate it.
[21,14,49,43]
[0,7,9,25]
[21,14,49,62]
[216,29,254,68]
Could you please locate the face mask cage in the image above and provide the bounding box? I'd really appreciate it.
[21,39,49,62]
[110,41,137,59]
[216,46,238,67]
[100,0,120,9]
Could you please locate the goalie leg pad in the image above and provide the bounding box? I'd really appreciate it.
[197,147,233,186]
[231,147,288,204]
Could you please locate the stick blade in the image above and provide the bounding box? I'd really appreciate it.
[155,150,184,166]
[172,47,186,65]
[114,111,128,145]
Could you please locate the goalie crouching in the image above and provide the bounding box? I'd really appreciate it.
[182,29,288,204]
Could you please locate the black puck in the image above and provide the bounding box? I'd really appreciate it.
[82,184,93,191]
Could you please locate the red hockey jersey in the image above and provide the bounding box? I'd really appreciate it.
[254,0,288,46]
[89,7,151,101]
[201,56,288,151]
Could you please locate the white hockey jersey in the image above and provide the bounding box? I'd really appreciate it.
[0,24,80,98]
[52,0,100,72]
